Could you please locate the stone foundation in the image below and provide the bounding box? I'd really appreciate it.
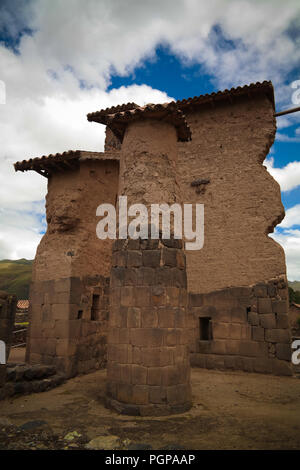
[188,277,293,375]
[25,274,294,380]
[0,363,65,400]
[106,236,192,416]
[26,275,109,377]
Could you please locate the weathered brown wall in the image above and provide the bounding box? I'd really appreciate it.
[120,120,180,207]
[177,95,286,294]
[33,159,119,281]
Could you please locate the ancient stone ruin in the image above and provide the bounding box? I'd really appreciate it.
[13,80,293,414]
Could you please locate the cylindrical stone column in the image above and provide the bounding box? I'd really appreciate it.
[106,108,192,415]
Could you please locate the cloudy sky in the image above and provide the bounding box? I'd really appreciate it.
[0,0,299,279]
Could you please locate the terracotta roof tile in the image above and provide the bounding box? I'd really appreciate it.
[173,80,274,110]
[87,81,274,126]
[17,300,29,310]
[87,81,274,142]
[14,150,119,175]
[93,103,191,142]
[88,102,138,120]
[15,81,274,176]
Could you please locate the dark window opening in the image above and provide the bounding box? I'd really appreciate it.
[77,310,83,319]
[199,317,212,341]
[91,294,100,321]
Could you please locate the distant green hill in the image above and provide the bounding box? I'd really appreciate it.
[0,258,298,301]
[0,259,33,299]
[288,281,300,292]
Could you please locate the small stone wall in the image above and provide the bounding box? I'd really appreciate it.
[188,278,293,375]
[27,276,109,377]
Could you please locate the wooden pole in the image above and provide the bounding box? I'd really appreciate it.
[275,106,300,117]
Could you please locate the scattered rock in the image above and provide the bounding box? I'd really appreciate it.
[122,438,131,447]
[19,420,48,431]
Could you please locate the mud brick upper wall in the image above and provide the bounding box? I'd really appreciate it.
[177,88,285,293]
[87,81,275,127]
[39,159,118,281]
[92,80,285,294]
[14,151,119,282]
[14,81,286,294]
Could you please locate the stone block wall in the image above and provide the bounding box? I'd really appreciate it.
[26,275,109,377]
[188,277,293,375]
[0,291,17,388]
[106,236,192,416]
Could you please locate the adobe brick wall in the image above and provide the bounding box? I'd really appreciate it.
[177,94,286,294]
[27,158,118,376]
[119,119,180,207]
[26,275,109,377]
[0,291,17,387]
[189,277,293,375]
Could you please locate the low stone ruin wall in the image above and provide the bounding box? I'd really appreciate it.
[25,274,294,379]
[188,277,293,375]
[0,363,65,400]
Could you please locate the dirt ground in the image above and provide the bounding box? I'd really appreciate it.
[0,363,300,450]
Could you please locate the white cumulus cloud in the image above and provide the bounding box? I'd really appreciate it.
[266,157,300,192]
[271,229,300,280]
[279,204,300,228]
